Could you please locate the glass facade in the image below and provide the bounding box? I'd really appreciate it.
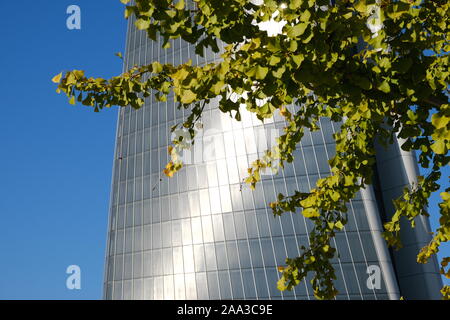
[103,7,441,300]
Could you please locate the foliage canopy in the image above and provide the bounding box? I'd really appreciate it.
[53,0,449,299]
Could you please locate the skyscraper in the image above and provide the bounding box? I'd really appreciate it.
[103,9,443,300]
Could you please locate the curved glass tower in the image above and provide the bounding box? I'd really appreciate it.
[103,9,442,300]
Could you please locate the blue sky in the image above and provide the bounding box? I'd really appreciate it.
[0,1,126,299]
[0,1,447,300]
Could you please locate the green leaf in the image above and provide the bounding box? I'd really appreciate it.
[289,0,302,10]
[303,208,320,218]
[287,23,308,38]
[378,81,391,93]
[292,54,304,67]
[152,61,163,73]
[135,18,150,30]
[248,65,269,80]
[180,90,197,104]
[269,56,281,66]
[335,221,344,230]
[174,0,185,10]
[431,140,447,155]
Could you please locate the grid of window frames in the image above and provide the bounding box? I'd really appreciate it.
[104,8,394,300]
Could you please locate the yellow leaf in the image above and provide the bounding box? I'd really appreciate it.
[52,72,62,83]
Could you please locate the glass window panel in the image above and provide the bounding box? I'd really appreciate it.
[196,272,209,299]
[242,269,257,299]
[249,239,263,268]
[187,166,198,191]
[206,162,218,187]
[127,180,134,203]
[204,243,218,271]
[201,216,214,243]
[237,240,252,269]
[285,235,299,258]
[106,282,113,300]
[143,225,152,251]
[216,159,229,186]
[280,213,295,236]
[185,273,197,300]
[178,193,189,217]
[161,196,171,222]
[218,271,232,299]
[245,212,258,239]
[182,218,192,245]
[196,164,208,189]
[273,236,287,265]
[188,191,200,217]
[254,268,269,298]
[163,248,174,275]
[114,254,123,281]
[314,145,330,174]
[230,270,244,299]
[116,229,124,254]
[136,132,143,155]
[219,185,232,213]
[162,221,172,248]
[269,215,283,237]
[243,128,257,155]
[208,187,221,214]
[133,278,142,300]
[173,246,184,274]
[134,226,142,252]
[213,134,225,160]
[134,177,142,201]
[199,189,212,215]
[154,276,164,300]
[191,217,203,244]
[117,205,125,230]
[152,198,161,223]
[303,145,319,175]
[134,201,142,227]
[210,215,224,242]
[207,271,220,299]
[152,250,163,276]
[234,130,246,156]
[152,223,161,249]
[143,199,152,224]
[241,188,254,211]
[174,274,186,300]
[261,238,276,267]
[109,231,116,256]
[119,181,126,205]
[223,213,236,241]
[253,185,266,209]
[133,252,142,279]
[256,211,271,238]
[234,212,246,240]
[172,220,182,247]
[124,253,133,280]
[183,245,195,273]
[230,184,244,211]
[170,195,179,220]
[194,244,206,272]
[226,157,239,184]
[266,268,281,297]
[226,242,240,269]
[113,281,123,300]
[125,203,134,228]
